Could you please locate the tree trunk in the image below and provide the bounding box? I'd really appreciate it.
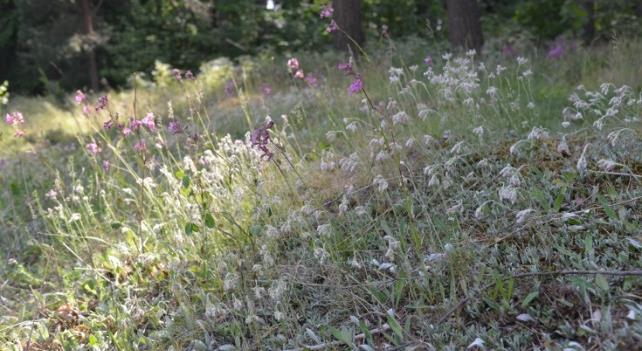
[581,0,596,45]
[446,0,484,52]
[80,0,99,91]
[332,0,364,53]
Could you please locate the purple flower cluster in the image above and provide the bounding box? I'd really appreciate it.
[250,120,275,160]
[337,60,363,96]
[168,120,182,135]
[348,78,363,95]
[172,69,182,81]
[4,111,25,137]
[95,95,109,111]
[320,4,333,18]
[326,20,338,33]
[320,4,338,33]
[4,111,24,125]
[547,39,576,60]
[86,142,102,155]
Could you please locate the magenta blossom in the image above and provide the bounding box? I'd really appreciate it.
[5,112,24,125]
[305,74,320,87]
[423,55,433,66]
[95,95,108,111]
[250,120,274,160]
[547,43,565,60]
[320,4,333,18]
[86,142,101,155]
[133,140,146,152]
[123,127,132,136]
[74,90,86,104]
[168,120,182,134]
[287,58,300,72]
[102,160,110,172]
[103,119,114,130]
[141,112,156,130]
[172,69,182,81]
[261,84,273,96]
[337,62,353,75]
[294,70,305,79]
[348,77,363,95]
[326,20,339,33]
[82,105,91,115]
[185,70,194,80]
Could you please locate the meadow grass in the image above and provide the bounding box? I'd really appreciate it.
[1,38,641,350]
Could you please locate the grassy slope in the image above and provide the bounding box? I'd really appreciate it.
[1,39,642,350]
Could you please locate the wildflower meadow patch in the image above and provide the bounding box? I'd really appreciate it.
[1,32,642,351]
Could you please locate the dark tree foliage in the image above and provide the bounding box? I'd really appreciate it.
[0,0,19,83]
[0,0,640,94]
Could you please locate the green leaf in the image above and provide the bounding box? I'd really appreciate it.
[387,315,403,339]
[329,326,354,346]
[204,213,216,228]
[595,274,609,292]
[380,219,393,236]
[521,291,539,308]
[175,169,185,180]
[182,175,191,188]
[185,222,199,235]
[597,194,617,221]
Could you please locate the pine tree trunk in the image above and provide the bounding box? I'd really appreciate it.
[446,0,484,52]
[80,0,99,91]
[332,0,364,53]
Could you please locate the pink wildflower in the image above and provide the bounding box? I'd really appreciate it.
[130,117,143,131]
[326,20,339,33]
[133,140,146,152]
[74,90,86,104]
[320,4,333,18]
[14,129,25,137]
[168,120,182,134]
[294,70,305,79]
[141,112,156,130]
[102,160,110,172]
[287,58,300,72]
[348,77,363,95]
[95,95,108,111]
[305,74,320,87]
[5,112,24,125]
[250,120,274,160]
[172,68,182,81]
[86,142,102,155]
[547,43,565,60]
[337,62,353,75]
